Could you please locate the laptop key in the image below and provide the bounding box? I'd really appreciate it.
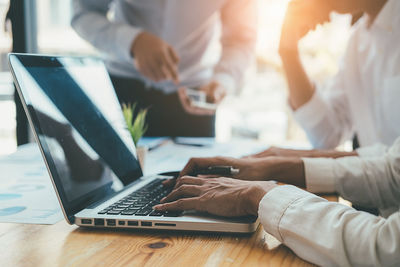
[164,211,182,217]
[111,208,125,211]
[107,210,122,215]
[135,209,152,216]
[125,207,141,212]
[100,179,169,216]
[127,205,142,210]
[133,201,149,206]
[149,211,163,216]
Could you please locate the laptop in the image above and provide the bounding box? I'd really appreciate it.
[8,53,258,233]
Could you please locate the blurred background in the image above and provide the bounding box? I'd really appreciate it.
[0,0,353,156]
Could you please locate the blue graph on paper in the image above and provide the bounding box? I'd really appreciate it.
[0,193,22,201]
[0,206,26,216]
[0,144,63,224]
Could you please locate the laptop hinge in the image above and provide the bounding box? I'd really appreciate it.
[68,215,75,224]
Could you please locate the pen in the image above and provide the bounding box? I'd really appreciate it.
[148,139,170,151]
[173,141,206,147]
[173,137,214,147]
[193,166,240,176]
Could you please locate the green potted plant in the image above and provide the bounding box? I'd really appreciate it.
[122,103,149,170]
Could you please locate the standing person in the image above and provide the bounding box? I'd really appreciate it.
[71,0,257,137]
[276,0,398,150]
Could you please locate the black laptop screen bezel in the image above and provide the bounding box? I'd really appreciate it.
[8,53,143,223]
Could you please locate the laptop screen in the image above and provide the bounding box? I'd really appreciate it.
[9,54,143,220]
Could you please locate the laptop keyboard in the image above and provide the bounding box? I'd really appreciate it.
[98,179,181,217]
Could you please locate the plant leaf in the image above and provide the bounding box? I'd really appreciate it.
[122,102,148,146]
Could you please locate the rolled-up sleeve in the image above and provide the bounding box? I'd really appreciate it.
[258,185,306,240]
[71,0,142,62]
[302,157,337,193]
[303,138,400,208]
[259,185,400,267]
[258,138,400,266]
[356,143,388,157]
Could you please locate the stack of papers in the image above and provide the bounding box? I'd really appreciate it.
[0,144,63,224]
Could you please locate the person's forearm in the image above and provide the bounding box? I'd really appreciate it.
[245,182,278,216]
[329,0,383,18]
[280,49,315,110]
[256,151,358,188]
[267,157,306,188]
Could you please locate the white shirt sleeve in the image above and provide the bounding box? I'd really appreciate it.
[259,185,400,267]
[356,143,388,157]
[214,0,257,95]
[71,0,142,62]
[292,34,359,149]
[304,137,400,209]
[258,138,400,266]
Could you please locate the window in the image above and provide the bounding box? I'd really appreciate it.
[0,1,15,155]
[36,0,96,55]
[0,0,11,72]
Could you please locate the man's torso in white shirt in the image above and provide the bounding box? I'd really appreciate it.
[294,0,400,148]
[108,0,226,88]
[348,0,400,146]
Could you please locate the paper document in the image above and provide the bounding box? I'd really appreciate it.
[0,144,63,224]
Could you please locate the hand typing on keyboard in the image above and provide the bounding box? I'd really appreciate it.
[98,179,182,217]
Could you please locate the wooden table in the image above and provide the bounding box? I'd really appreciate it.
[0,221,313,267]
[0,196,337,267]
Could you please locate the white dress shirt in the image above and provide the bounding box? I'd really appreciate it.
[293,0,400,149]
[258,137,400,267]
[71,0,257,94]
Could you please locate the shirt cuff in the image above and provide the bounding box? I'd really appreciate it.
[292,90,327,130]
[258,185,309,242]
[212,72,236,95]
[115,25,143,61]
[356,143,388,157]
[302,157,336,193]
